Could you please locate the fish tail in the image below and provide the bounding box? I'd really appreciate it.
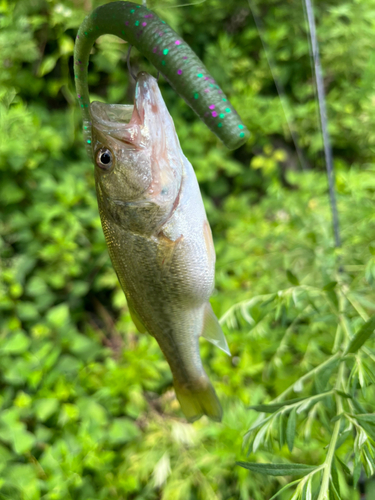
[174,378,222,423]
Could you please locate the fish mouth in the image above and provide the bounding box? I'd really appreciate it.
[90,72,158,129]
[90,72,159,146]
[90,102,135,126]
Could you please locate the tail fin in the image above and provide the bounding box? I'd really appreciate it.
[174,379,222,423]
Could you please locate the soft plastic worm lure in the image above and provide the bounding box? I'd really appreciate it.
[74,1,250,153]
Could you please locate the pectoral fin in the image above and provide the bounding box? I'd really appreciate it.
[201,303,231,356]
[157,232,184,269]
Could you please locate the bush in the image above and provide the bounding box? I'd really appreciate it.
[0,0,375,499]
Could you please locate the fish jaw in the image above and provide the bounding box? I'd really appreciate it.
[134,72,183,208]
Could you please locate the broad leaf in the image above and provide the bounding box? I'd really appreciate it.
[353,459,362,488]
[236,462,317,476]
[329,480,343,500]
[353,414,375,424]
[346,315,375,353]
[315,357,340,392]
[323,281,337,291]
[248,397,307,414]
[287,270,300,286]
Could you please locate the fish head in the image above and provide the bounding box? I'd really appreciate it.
[90,72,183,232]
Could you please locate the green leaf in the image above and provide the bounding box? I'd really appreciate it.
[335,455,351,476]
[269,479,301,500]
[331,457,340,495]
[353,459,362,488]
[236,462,317,476]
[46,303,70,329]
[13,430,36,455]
[346,315,375,354]
[331,412,345,423]
[315,357,340,393]
[249,392,333,415]
[248,397,306,413]
[335,390,352,399]
[354,414,375,424]
[278,413,285,450]
[246,414,273,433]
[304,477,313,500]
[287,270,300,286]
[359,421,375,441]
[364,446,375,473]
[323,281,337,291]
[329,480,342,500]
[351,398,367,414]
[0,331,30,354]
[287,407,297,452]
[335,430,352,451]
[16,301,40,321]
[34,398,59,422]
[252,422,269,452]
[38,54,58,76]
[107,418,141,444]
[326,289,339,310]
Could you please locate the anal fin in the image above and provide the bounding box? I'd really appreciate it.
[201,303,231,356]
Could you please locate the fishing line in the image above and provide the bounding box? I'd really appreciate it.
[246,0,308,171]
[126,44,137,80]
[302,0,342,250]
[167,0,206,8]
[300,0,323,162]
[155,0,207,9]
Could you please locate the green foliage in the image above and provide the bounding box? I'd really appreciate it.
[1,0,375,499]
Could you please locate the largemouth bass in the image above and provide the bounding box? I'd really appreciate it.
[90,72,230,422]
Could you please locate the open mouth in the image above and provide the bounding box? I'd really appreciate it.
[90,72,159,147]
[90,102,137,126]
[90,72,157,128]
[90,99,142,147]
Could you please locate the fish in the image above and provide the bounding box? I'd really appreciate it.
[90,72,230,422]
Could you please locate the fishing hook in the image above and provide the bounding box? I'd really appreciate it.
[127,44,137,81]
[127,43,160,82]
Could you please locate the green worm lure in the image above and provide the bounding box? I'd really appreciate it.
[74,1,250,152]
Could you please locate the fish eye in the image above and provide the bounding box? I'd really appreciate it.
[96,148,113,170]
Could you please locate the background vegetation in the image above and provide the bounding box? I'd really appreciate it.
[1,0,375,498]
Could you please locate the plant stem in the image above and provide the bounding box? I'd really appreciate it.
[317,363,345,500]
